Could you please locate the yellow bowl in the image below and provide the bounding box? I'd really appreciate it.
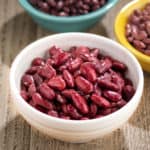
[114,0,150,72]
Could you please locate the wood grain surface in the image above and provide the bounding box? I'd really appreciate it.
[0,0,150,150]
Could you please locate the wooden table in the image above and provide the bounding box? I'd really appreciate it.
[0,0,150,150]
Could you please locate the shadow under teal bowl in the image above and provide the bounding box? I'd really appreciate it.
[19,0,119,32]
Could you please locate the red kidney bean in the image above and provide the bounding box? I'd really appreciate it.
[28,83,36,97]
[48,110,59,117]
[38,64,56,79]
[54,52,70,66]
[111,107,118,113]
[35,105,48,114]
[124,78,133,86]
[63,70,74,87]
[146,21,150,35]
[66,104,82,119]
[39,83,55,100]
[33,73,43,86]
[20,90,29,101]
[144,50,150,55]
[31,57,45,66]
[89,103,98,118]
[75,76,93,94]
[127,36,134,43]
[65,90,89,114]
[68,58,83,72]
[21,45,135,120]
[91,93,111,108]
[46,58,55,66]
[80,62,97,82]
[90,48,100,57]
[123,85,135,101]
[61,104,68,114]
[80,117,89,120]
[111,71,125,93]
[74,46,90,57]
[26,66,39,74]
[29,0,37,5]
[62,89,75,98]
[21,74,34,87]
[144,38,150,44]
[56,94,67,104]
[94,58,112,74]
[60,115,71,120]
[133,40,146,49]
[98,79,119,91]
[99,108,112,115]
[73,70,81,78]
[125,24,132,36]
[103,90,122,102]
[117,99,127,108]
[112,61,126,72]
[98,72,112,81]
[49,45,62,57]
[94,114,104,119]
[110,102,117,108]
[32,93,53,110]
[94,83,102,96]
[48,76,66,91]
[37,1,49,13]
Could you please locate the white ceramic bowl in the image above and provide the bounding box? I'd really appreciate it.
[10,33,144,143]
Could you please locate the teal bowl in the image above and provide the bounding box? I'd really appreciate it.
[19,0,119,32]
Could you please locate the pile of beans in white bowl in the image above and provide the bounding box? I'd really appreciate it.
[20,45,135,120]
[28,0,107,16]
[126,3,150,56]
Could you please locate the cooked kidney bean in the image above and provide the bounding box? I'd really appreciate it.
[66,104,82,119]
[48,110,59,117]
[91,93,111,108]
[32,93,53,110]
[38,64,56,79]
[48,76,66,91]
[56,94,67,104]
[75,76,93,94]
[28,0,107,17]
[63,70,74,88]
[32,57,45,66]
[21,74,34,87]
[103,90,122,102]
[80,62,97,82]
[20,45,135,120]
[126,3,150,56]
[28,83,36,96]
[39,83,55,100]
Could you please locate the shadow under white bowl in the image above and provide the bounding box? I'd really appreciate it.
[10,33,144,143]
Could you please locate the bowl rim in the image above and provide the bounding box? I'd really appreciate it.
[10,33,144,125]
[114,0,150,64]
[19,0,119,22]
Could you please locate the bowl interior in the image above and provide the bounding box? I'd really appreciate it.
[114,0,150,64]
[10,33,143,131]
[19,0,119,21]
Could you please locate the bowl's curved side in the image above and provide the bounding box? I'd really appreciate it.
[18,0,119,32]
[114,0,150,72]
[10,33,144,142]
